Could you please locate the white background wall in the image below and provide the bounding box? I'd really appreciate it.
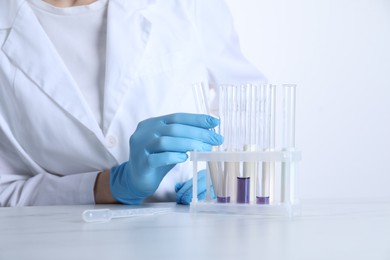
[225,0,390,200]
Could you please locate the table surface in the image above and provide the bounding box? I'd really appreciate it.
[1,199,390,260]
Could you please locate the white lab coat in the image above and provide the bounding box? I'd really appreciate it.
[0,0,266,206]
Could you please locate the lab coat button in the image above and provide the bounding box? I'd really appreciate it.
[106,135,118,148]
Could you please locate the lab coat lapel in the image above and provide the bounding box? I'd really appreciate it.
[2,3,104,141]
[102,0,151,134]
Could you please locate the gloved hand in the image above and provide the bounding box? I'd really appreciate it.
[110,113,223,204]
[175,170,215,205]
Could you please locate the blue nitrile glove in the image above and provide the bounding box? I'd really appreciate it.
[110,113,223,204]
[175,170,215,205]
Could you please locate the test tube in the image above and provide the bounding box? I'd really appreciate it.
[252,84,267,204]
[258,85,276,204]
[268,85,277,203]
[232,85,246,204]
[192,82,219,199]
[281,84,296,204]
[217,85,232,203]
[192,82,211,115]
[228,85,239,203]
[238,84,258,203]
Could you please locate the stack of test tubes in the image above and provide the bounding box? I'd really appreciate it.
[190,83,301,216]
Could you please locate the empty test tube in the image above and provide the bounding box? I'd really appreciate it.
[192,82,219,198]
[281,84,296,203]
[192,82,211,115]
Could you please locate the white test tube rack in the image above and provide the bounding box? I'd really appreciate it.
[189,150,301,216]
[189,84,301,217]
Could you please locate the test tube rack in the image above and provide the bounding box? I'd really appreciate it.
[189,149,301,216]
[189,84,301,217]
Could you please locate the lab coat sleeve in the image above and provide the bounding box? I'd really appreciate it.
[0,126,98,206]
[193,0,267,85]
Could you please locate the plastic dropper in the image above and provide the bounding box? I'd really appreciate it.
[82,208,173,223]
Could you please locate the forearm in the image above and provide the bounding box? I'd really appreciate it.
[94,169,118,204]
[1,171,101,206]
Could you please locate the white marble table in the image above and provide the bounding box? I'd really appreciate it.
[1,199,389,260]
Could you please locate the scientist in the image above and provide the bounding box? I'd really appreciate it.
[0,0,266,206]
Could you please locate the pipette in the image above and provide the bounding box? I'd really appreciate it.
[82,208,173,223]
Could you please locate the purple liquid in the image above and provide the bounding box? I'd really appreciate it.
[256,196,270,204]
[217,196,231,203]
[237,177,250,204]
